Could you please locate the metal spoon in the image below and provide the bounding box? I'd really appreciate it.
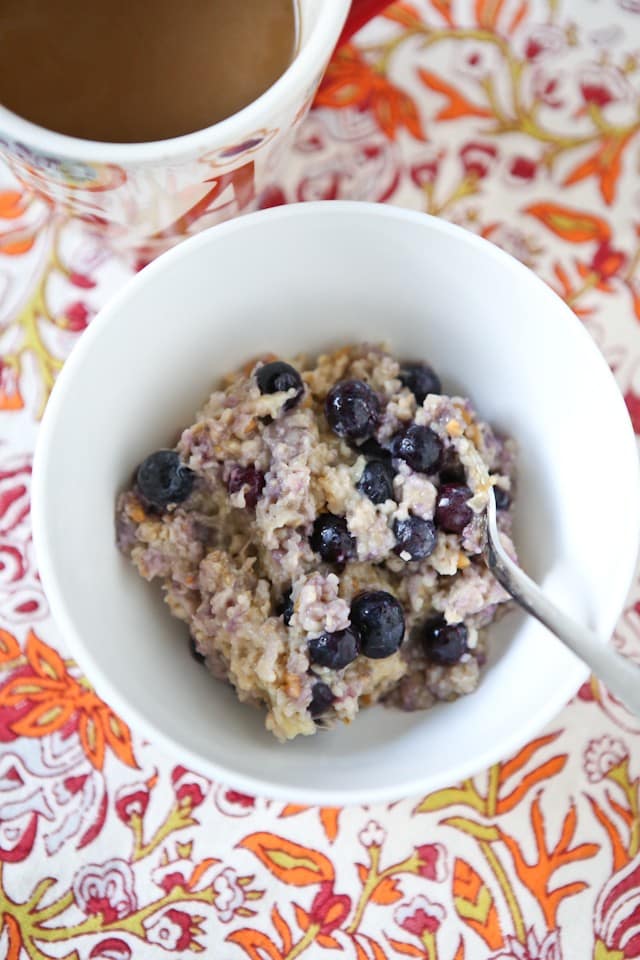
[485,487,640,715]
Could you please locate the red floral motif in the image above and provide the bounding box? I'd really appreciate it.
[523,25,566,61]
[309,881,352,935]
[0,811,38,862]
[532,70,564,109]
[89,939,132,960]
[490,927,561,959]
[594,856,640,958]
[459,142,499,179]
[0,458,31,538]
[415,843,447,880]
[89,938,132,960]
[60,300,91,332]
[395,894,446,936]
[143,908,204,951]
[579,65,628,108]
[589,240,627,281]
[73,859,137,923]
[115,779,151,824]
[508,156,537,183]
[170,765,209,808]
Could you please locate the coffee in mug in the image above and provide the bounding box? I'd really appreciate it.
[0,0,297,142]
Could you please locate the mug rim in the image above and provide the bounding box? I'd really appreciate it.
[0,0,350,165]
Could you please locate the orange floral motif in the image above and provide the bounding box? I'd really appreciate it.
[238,832,335,887]
[0,631,136,770]
[316,44,426,141]
[453,859,503,949]
[500,798,599,929]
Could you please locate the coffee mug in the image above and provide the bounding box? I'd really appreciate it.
[0,1,385,256]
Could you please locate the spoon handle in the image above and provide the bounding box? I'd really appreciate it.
[485,497,640,716]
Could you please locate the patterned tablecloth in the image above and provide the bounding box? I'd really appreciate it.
[1,1,640,957]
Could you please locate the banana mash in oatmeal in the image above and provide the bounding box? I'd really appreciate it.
[116,344,516,740]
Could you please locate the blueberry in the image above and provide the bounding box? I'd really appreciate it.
[256,360,304,410]
[435,484,474,533]
[189,635,206,664]
[308,628,360,669]
[392,424,443,474]
[350,591,405,659]
[325,380,380,441]
[278,589,294,626]
[393,516,437,560]
[439,448,466,484]
[494,486,511,510]
[422,615,469,664]
[357,460,395,505]
[308,681,335,717]
[226,464,265,509]
[136,450,194,510]
[310,514,356,564]
[399,362,441,403]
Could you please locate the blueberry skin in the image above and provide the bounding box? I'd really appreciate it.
[308,628,360,670]
[435,484,474,534]
[399,362,442,403]
[494,486,511,510]
[422,615,469,664]
[256,361,304,410]
[136,450,194,510]
[393,516,437,560]
[308,681,335,717]
[392,424,443,474]
[310,514,356,564]
[325,380,380,441]
[350,591,405,659]
[357,460,395,505]
[278,589,294,626]
[226,464,265,509]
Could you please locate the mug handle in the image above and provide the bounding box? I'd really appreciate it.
[337,0,393,45]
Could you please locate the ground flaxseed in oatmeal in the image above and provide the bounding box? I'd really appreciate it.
[116,344,516,740]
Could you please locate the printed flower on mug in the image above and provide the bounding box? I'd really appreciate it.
[73,858,137,922]
[506,156,538,185]
[584,735,629,782]
[532,69,565,109]
[170,765,210,809]
[143,908,205,952]
[395,894,446,937]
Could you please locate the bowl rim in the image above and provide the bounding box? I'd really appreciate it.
[32,201,640,804]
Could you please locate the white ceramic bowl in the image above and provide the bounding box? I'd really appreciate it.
[33,202,639,804]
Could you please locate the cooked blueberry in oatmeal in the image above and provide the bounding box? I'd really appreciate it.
[325,379,380,440]
[393,516,437,560]
[435,484,474,534]
[399,361,441,403]
[308,628,360,670]
[310,513,356,564]
[351,591,405,659]
[136,450,194,510]
[422,616,469,665]
[256,360,304,410]
[357,459,395,505]
[116,344,516,740]
[392,424,443,474]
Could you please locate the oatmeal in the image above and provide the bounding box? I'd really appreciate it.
[116,344,516,740]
